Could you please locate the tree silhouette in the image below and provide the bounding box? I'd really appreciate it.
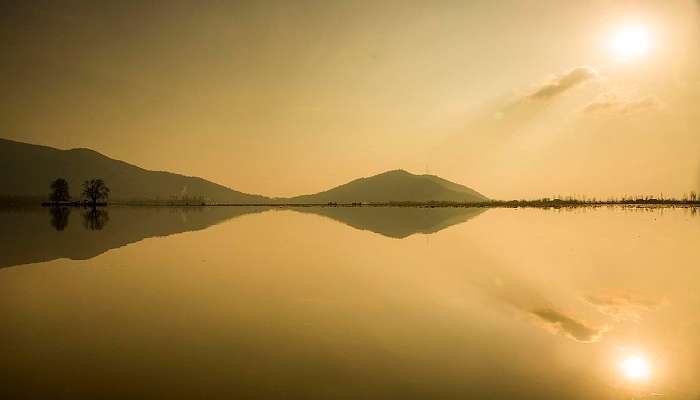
[82,179,110,207]
[49,178,71,202]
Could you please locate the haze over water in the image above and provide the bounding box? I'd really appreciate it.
[1,206,698,399]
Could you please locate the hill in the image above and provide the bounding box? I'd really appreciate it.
[287,169,488,204]
[0,139,488,204]
[0,138,269,203]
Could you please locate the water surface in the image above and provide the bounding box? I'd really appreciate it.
[1,206,698,399]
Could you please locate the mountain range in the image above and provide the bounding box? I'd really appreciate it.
[0,138,488,203]
[0,138,267,204]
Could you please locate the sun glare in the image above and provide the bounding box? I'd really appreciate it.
[620,355,651,381]
[611,25,651,61]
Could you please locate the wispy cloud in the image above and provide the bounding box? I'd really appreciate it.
[493,66,600,120]
[582,91,659,115]
[526,67,599,100]
[531,308,607,343]
[584,292,665,322]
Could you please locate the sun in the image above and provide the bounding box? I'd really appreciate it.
[620,355,651,381]
[610,25,651,61]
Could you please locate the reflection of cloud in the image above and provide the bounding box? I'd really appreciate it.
[527,67,599,100]
[531,308,606,343]
[582,92,659,115]
[584,292,664,322]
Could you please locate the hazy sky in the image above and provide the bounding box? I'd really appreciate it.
[2,0,699,199]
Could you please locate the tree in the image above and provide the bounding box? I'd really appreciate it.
[82,179,110,206]
[49,178,71,202]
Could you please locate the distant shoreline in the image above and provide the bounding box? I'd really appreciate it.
[110,200,700,209]
[40,201,107,207]
[1,198,699,209]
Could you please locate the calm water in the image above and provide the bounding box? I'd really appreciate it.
[1,206,699,399]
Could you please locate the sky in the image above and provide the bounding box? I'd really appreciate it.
[2,0,699,199]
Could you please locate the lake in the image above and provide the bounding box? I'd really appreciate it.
[1,205,699,399]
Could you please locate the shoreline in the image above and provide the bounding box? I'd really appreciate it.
[40,201,108,207]
[107,201,700,209]
[0,199,697,209]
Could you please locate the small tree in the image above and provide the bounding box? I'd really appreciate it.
[82,179,110,206]
[49,178,71,202]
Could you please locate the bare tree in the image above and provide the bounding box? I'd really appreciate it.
[49,178,71,202]
[82,179,110,207]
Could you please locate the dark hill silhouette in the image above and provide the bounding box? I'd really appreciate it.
[1,138,488,204]
[0,206,271,269]
[0,138,269,203]
[287,169,488,204]
[291,206,487,238]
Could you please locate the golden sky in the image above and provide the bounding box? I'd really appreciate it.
[2,0,699,199]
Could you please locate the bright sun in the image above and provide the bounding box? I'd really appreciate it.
[620,355,651,381]
[611,25,651,61]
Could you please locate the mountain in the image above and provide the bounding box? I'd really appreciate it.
[0,138,269,203]
[0,138,488,204]
[287,169,488,204]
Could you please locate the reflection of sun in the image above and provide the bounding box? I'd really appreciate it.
[610,25,651,61]
[620,355,651,381]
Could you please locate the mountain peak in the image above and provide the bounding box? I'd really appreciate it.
[382,169,412,175]
[289,169,488,204]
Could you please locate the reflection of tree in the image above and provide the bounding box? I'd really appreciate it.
[49,207,71,231]
[82,208,110,231]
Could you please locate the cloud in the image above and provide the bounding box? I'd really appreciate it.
[584,292,665,322]
[531,308,607,343]
[491,66,600,121]
[527,67,599,100]
[582,92,660,115]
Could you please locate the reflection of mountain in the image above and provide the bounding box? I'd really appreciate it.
[292,206,487,238]
[0,205,486,268]
[0,206,270,269]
